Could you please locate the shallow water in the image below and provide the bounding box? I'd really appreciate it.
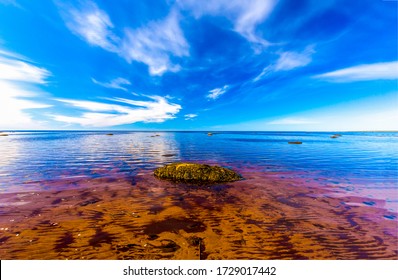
[1,131,397,209]
[0,131,397,259]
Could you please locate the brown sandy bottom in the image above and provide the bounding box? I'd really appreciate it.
[0,169,397,260]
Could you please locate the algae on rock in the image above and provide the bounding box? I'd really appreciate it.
[154,162,241,183]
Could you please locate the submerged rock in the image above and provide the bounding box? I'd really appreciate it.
[288,141,302,144]
[154,162,241,183]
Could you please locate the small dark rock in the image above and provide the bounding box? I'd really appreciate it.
[106,133,113,136]
[330,134,342,138]
[288,141,302,144]
[0,133,9,136]
[207,132,213,136]
[162,154,177,157]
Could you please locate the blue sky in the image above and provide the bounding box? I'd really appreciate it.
[0,0,397,131]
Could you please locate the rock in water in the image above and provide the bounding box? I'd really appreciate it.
[330,134,342,138]
[288,141,302,144]
[154,162,241,183]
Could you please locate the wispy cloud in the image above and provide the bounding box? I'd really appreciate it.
[57,0,119,52]
[120,10,189,76]
[0,50,51,129]
[207,85,229,100]
[274,47,314,71]
[184,113,197,120]
[92,77,131,91]
[267,117,319,125]
[0,55,50,84]
[53,95,181,127]
[254,46,314,81]
[178,0,277,46]
[58,2,189,76]
[315,61,398,82]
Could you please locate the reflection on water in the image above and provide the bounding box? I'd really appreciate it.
[0,137,21,182]
[0,131,181,189]
[0,137,21,167]
[1,131,397,189]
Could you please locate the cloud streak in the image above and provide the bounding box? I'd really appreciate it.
[58,0,119,52]
[92,77,131,91]
[120,10,189,76]
[178,0,277,46]
[58,1,189,76]
[315,61,398,82]
[254,46,314,81]
[184,113,197,120]
[0,50,51,129]
[274,47,314,71]
[207,85,229,100]
[53,95,181,127]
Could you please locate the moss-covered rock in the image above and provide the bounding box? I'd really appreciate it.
[154,162,242,183]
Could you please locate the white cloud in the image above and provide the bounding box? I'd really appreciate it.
[57,0,119,52]
[0,52,52,129]
[58,2,189,76]
[92,77,131,91]
[53,95,181,127]
[184,113,197,120]
[253,65,273,82]
[274,48,314,71]
[207,85,229,100]
[0,56,50,84]
[254,46,314,81]
[120,10,189,76]
[315,61,398,82]
[177,0,277,46]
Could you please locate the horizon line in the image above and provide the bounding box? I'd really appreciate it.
[2,129,398,133]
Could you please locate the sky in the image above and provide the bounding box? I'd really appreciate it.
[0,0,397,131]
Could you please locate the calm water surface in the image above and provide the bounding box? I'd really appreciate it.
[0,131,397,260]
[0,131,397,210]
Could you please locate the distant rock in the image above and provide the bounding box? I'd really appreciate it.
[106,133,113,136]
[207,132,213,136]
[288,141,302,144]
[330,134,342,138]
[154,162,242,183]
[0,133,9,136]
[162,154,177,157]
